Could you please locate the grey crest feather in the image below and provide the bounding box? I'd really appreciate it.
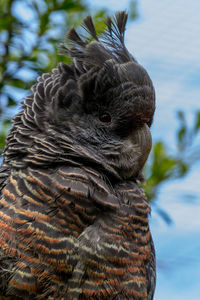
[61,11,135,70]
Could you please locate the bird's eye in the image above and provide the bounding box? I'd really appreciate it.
[99,113,111,123]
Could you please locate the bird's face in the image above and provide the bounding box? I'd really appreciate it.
[50,61,155,181]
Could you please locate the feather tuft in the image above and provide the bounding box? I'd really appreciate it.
[64,11,135,67]
[82,16,99,41]
[66,28,86,47]
[103,11,133,62]
[115,11,128,40]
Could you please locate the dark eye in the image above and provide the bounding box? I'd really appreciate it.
[99,113,111,123]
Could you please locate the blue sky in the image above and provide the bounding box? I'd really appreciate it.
[89,0,200,299]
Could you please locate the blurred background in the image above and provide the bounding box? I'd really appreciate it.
[0,0,200,299]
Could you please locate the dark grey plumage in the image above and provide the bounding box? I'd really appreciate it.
[0,12,156,299]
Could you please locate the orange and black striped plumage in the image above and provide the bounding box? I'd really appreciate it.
[0,12,156,299]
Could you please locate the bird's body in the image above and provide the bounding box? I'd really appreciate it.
[0,12,156,299]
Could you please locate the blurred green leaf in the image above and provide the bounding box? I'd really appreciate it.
[144,141,178,201]
[129,0,138,20]
[151,142,177,181]
[176,110,188,151]
[176,161,188,176]
[194,111,200,132]
[0,16,15,30]
[7,78,25,89]
[92,10,107,35]
[177,126,186,150]
[8,97,16,106]
[40,13,50,33]
[0,119,10,154]
[145,109,200,205]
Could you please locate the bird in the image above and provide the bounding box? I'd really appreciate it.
[0,11,156,299]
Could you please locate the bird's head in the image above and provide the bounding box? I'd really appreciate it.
[48,12,155,181]
[3,12,155,183]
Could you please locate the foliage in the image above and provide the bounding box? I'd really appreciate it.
[144,110,200,222]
